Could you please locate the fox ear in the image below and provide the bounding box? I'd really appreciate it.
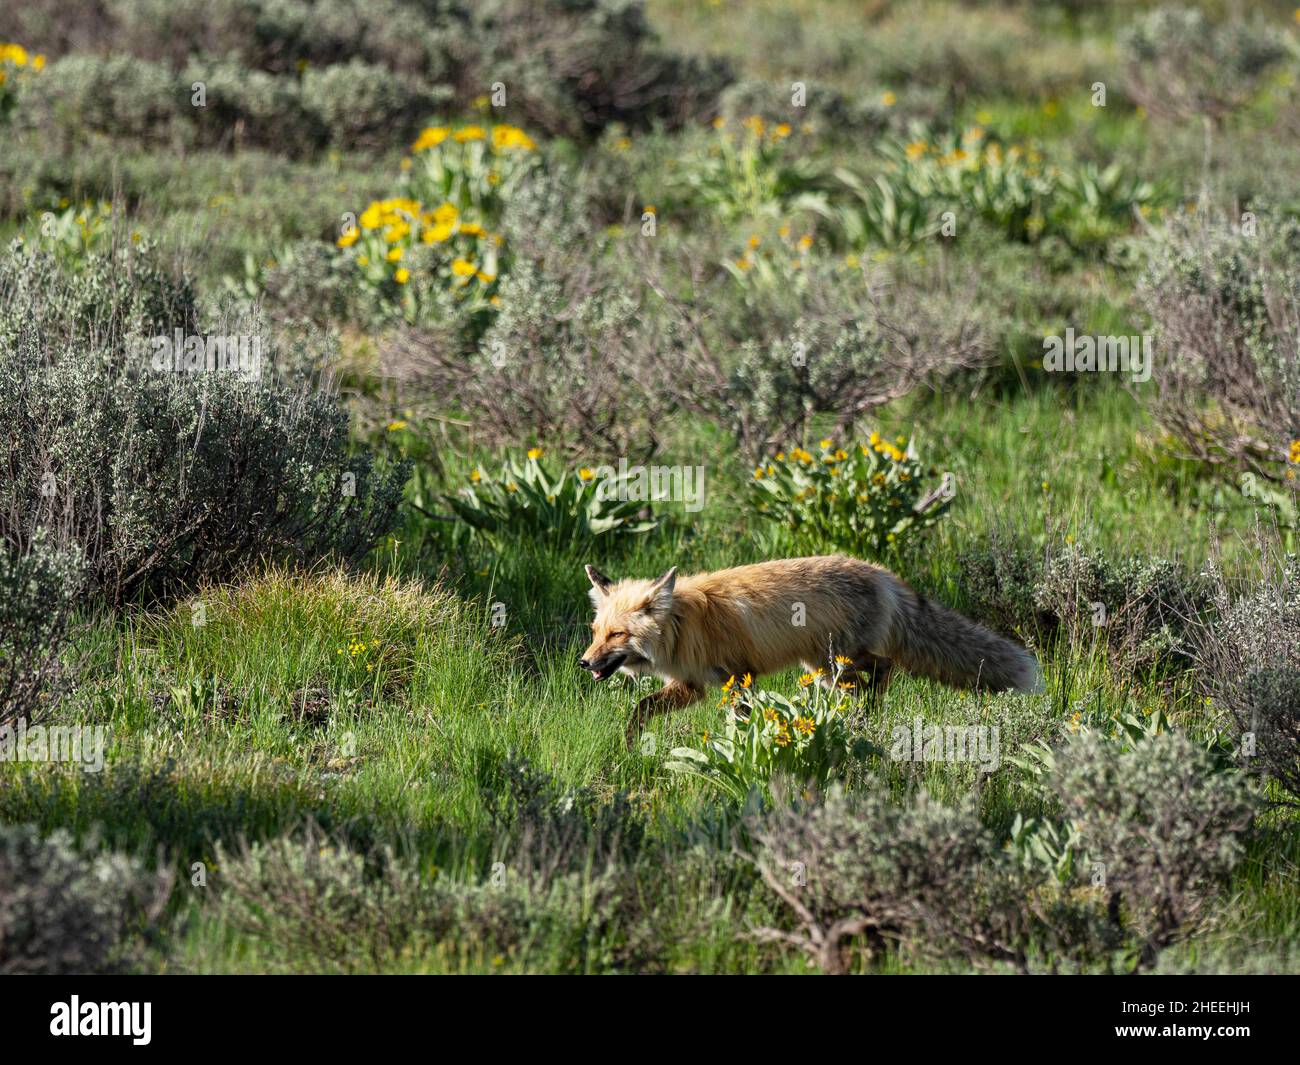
[645,566,677,610]
[585,565,613,597]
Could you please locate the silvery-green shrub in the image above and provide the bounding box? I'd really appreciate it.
[0,243,407,606]
[1122,6,1289,123]
[0,824,172,974]
[299,58,450,151]
[1197,544,1300,805]
[747,784,1113,974]
[0,536,81,728]
[1035,545,1208,676]
[1138,209,1300,479]
[1049,730,1255,967]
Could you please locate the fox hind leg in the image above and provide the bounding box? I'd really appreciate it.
[830,652,894,703]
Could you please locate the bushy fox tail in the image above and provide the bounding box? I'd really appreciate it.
[888,589,1043,694]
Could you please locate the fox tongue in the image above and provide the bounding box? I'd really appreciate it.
[590,669,602,680]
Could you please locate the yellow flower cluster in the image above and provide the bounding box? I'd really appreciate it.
[412,123,536,153]
[339,196,497,288]
[900,128,1034,175]
[717,671,753,709]
[731,223,814,273]
[0,43,45,68]
[865,431,906,462]
[713,114,795,142]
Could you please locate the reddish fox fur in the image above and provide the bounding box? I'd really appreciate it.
[579,555,1042,747]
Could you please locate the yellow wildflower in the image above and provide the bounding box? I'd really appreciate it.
[412,126,449,151]
[491,124,536,151]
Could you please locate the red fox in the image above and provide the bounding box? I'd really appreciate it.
[579,555,1042,747]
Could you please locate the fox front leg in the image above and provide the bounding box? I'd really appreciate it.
[626,680,704,751]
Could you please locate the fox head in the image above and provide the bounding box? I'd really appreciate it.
[579,564,677,681]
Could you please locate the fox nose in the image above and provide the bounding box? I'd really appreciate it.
[578,657,591,669]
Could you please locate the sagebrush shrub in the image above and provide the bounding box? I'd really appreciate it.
[747,784,1110,974]
[214,758,654,973]
[1138,209,1300,480]
[956,529,1050,640]
[0,536,80,728]
[478,754,646,883]
[179,55,322,154]
[1049,730,1255,968]
[26,54,183,147]
[0,244,407,606]
[463,0,730,139]
[259,240,362,325]
[299,58,448,151]
[9,0,726,149]
[214,828,527,974]
[0,824,172,974]
[1035,544,1207,676]
[23,50,445,156]
[1196,538,1300,805]
[711,272,993,454]
[1122,6,1288,123]
[716,78,890,142]
[102,0,453,77]
[215,828,676,974]
[384,172,680,453]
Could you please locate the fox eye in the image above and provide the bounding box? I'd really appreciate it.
[610,631,627,639]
